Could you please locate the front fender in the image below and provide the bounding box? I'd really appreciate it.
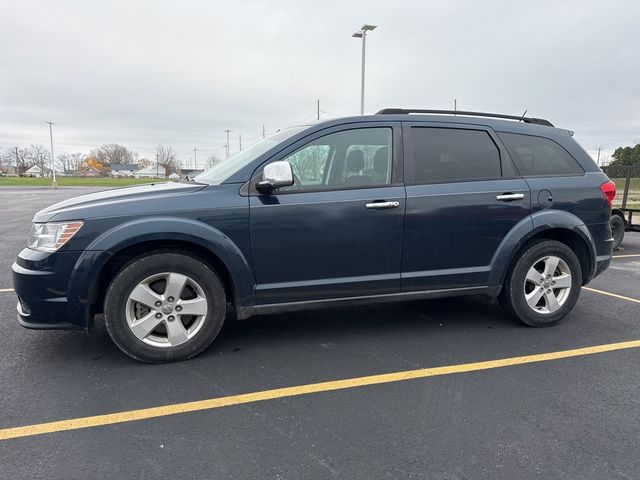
[488,209,597,287]
[67,216,255,312]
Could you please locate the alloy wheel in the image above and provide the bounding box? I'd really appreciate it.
[125,272,208,347]
[523,255,572,314]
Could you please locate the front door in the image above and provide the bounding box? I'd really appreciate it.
[249,124,405,305]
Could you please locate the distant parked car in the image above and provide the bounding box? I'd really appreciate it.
[13,109,614,362]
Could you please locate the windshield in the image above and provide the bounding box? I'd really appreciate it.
[194,126,308,184]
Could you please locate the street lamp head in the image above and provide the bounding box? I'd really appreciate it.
[361,24,377,31]
[352,31,363,38]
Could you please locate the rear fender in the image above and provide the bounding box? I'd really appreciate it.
[488,210,596,287]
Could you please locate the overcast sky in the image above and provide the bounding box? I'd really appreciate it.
[1,0,638,166]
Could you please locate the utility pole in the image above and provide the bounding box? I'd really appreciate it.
[193,148,198,169]
[239,134,242,151]
[45,122,57,188]
[454,99,457,113]
[225,130,231,158]
[14,147,19,176]
[596,147,602,166]
[317,99,320,121]
[156,152,159,178]
[262,125,266,139]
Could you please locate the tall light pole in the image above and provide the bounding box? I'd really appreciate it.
[225,129,231,158]
[352,24,377,115]
[46,122,57,188]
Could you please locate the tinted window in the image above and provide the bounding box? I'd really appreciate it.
[410,127,501,183]
[277,127,392,192]
[498,132,583,176]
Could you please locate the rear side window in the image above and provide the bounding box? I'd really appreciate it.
[498,132,584,176]
[410,127,501,184]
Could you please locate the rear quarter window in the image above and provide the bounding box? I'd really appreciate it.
[498,132,584,177]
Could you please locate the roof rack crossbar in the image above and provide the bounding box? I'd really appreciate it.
[375,108,554,127]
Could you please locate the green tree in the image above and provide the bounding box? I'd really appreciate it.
[610,143,640,166]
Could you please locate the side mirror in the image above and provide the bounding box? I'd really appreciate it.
[256,161,294,194]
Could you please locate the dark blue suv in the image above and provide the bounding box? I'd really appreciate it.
[12,109,615,362]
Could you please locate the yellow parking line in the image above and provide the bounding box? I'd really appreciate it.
[0,288,14,293]
[583,286,640,305]
[612,254,640,259]
[2,339,640,441]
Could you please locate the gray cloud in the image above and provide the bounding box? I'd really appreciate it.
[1,0,638,165]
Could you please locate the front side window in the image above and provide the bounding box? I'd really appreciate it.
[277,127,393,192]
[498,132,584,177]
[410,127,501,184]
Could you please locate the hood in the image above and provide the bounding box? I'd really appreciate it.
[33,181,207,222]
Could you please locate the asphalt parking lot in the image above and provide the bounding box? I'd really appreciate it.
[1,187,639,479]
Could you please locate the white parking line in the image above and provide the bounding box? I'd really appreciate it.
[0,288,14,293]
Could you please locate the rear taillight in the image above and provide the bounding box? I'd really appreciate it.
[600,180,616,207]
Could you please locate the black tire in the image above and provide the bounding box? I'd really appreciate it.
[105,252,226,363]
[500,240,582,327]
[610,215,625,251]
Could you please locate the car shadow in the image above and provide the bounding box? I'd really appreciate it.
[19,295,518,365]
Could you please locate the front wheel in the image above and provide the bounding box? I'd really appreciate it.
[105,252,226,363]
[500,240,582,327]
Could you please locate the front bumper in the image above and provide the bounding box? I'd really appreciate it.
[12,248,91,330]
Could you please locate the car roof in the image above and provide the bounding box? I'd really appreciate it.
[309,112,572,138]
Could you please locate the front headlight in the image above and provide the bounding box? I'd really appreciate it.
[28,221,84,252]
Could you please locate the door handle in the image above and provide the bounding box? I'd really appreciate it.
[365,201,400,209]
[496,193,525,202]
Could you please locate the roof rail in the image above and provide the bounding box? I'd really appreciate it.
[375,108,554,127]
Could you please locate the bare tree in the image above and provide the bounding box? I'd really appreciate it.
[69,152,84,171]
[26,145,51,175]
[90,144,136,167]
[156,145,180,175]
[55,152,85,173]
[8,147,30,175]
[57,153,71,172]
[0,147,7,171]
[137,158,152,168]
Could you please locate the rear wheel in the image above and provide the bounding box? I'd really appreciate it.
[610,215,625,250]
[500,240,582,327]
[105,252,226,363]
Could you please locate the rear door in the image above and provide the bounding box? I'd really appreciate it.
[249,123,405,305]
[401,123,531,290]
